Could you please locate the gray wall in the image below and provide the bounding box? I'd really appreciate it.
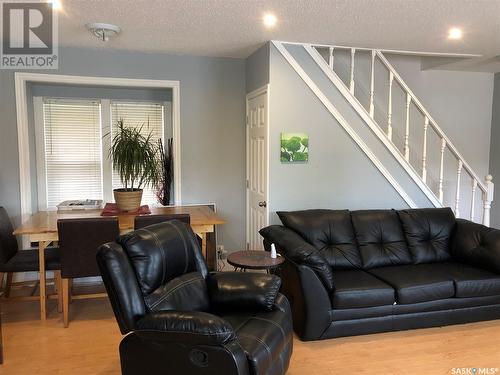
[0,47,246,251]
[245,43,270,94]
[265,43,494,223]
[489,73,500,228]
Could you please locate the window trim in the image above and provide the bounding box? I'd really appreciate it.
[15,73,181,218]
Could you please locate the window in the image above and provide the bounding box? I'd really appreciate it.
[35,97,166,210]
[111,101,164,204]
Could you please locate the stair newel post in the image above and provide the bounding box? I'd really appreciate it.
[482,175,494,227]
[404,93,411,161]
[454,160,463,218]
[422,117,429,183]
[328,47,334,70]
[470,179,477,221]
[439,138,446,203]
[349,48,355,94]
[387,71,394,141]
[369,50,375,119]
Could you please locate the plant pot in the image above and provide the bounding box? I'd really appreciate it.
[113,189,143,212]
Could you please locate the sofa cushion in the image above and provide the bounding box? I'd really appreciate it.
[350,210,412,269]
[422,262,500,298]
[451,219,500,274]
[118,220,208,295]
[331,270,395,309]
[369,264,455,304]
[277,209,362,269]
[398,208,455,264]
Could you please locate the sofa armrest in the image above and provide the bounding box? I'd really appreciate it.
[259,225,334,290]
[451,219,500,273]
[207,272,281,312]
[135,311,235,345]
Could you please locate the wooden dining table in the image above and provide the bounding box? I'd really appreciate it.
[13,205,225,321]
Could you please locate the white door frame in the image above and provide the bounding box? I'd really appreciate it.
[245,84,270,249]
[14,72,182,219]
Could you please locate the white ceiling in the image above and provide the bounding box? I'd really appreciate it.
[58,0,500,71]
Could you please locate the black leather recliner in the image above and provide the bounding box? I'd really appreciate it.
[97,220,293,375]
[260,208,500,341]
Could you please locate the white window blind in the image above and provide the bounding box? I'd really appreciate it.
[110,101,164,205]
[42,99,103,209]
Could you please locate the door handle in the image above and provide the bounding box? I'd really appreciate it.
[258,201,267,207]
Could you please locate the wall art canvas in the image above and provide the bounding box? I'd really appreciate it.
[280,133,309,163]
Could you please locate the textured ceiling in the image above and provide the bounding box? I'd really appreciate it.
[57,0,500,70]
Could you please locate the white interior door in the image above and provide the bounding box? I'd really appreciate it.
[246,86,269,250]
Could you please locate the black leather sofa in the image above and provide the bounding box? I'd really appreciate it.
[97,220,293,375]
[260,208,500,341]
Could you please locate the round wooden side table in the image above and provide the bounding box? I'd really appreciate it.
[227,250,285,273]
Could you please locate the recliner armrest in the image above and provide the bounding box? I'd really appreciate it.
[135,311,235,345]
[259,225,334,290]
[451,219,500,274]
[207,272,281,312]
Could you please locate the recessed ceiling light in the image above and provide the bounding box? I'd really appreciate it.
[263,13,277,28]
[448,27,463,40]
[50,0,62,11]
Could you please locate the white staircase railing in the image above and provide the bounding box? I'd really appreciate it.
[276,41,494,225]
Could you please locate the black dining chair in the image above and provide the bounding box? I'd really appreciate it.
[0,207,61,303]
[57,217,119,327]
[134,214,190,230]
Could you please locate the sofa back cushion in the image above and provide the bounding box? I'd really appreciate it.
[118,220,208,295]
[351,210,412,269]
[277,209,362,269]
[397,208,456,264]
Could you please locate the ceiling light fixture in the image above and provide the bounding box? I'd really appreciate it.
[448,27,463,40]
[50,0,62,11]
[85,23,121,42]
[263,13,277,28]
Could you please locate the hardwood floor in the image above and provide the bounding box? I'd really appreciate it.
[1,284,500,374]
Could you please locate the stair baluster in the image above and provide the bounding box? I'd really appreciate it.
[328,47,334,70]
[422,117,429,183]
[387,71,393,141]
[439,138,446,203]
[455,160,463,218]
[369,50,375,118]
[349,48,355,94]
[470,179,477,221]
[404,93,411,161]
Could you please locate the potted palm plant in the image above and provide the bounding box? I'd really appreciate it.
[110,119,160,212]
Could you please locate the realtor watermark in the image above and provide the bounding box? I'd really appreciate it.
[451,368,499,375]
[1,1,58,69]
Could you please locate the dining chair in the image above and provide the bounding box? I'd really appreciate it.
[57,217,119,327]
[134,214,190,229]
[0,207,61,307]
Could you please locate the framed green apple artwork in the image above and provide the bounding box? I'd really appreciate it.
[280,133,309,163]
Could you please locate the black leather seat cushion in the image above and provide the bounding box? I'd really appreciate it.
[351,210,413,269]
[221,308,293,375]
[421,262,500,298]
[0,247,60,272]
[331,269,395,309]
[369,264,455,304]
[277,209,362,269]
[398,208,455,264]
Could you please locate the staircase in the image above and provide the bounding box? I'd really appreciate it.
[273,41,494,225]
